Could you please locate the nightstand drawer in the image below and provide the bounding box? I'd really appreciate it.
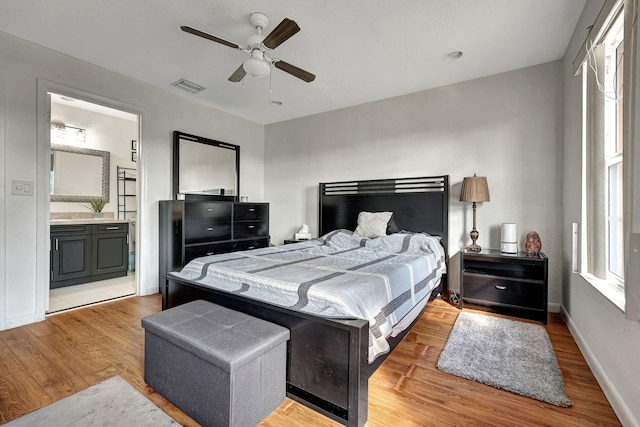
[463,274,545,309]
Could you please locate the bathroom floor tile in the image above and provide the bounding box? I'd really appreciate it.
[47,275,136,314]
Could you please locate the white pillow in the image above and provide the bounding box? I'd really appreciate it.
[352,211,393,238]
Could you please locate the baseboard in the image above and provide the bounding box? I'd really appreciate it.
[548,302,561,313]
[4,312,45,331]
[560,305,637,427]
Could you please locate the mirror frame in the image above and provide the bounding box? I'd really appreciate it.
[172,131,240,201]
[50,144,110,203]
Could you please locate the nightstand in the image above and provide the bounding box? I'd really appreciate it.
[460,249,548,324]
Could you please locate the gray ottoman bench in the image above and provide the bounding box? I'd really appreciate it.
[141,300,290,427]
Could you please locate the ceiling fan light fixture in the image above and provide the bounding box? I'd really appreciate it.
[243,50,270,78]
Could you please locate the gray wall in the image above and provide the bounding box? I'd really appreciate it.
[265,61,564,307]
[560,1,640,425]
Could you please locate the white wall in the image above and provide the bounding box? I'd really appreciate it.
[561,1,640,425]
[265,61,564,305]
[0,31,265,328]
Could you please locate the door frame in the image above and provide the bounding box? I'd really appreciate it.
[36,79,144,315]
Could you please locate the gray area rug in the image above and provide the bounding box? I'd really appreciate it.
[437,311,572,407]
[6,375,179,426]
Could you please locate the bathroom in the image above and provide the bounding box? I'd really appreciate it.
[48,93,139,313]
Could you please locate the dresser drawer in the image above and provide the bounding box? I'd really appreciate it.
[185,202,232,223]
[234,203,268,221]
[463,274,545,310]
[184,242,237,263]
[184,238,268,264]
[185,222,232,244]
[233,221,269,239]
[234,238,269,251]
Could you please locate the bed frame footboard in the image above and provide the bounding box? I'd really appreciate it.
[164,276,369,427]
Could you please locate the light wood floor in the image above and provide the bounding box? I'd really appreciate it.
[0,295,620,426]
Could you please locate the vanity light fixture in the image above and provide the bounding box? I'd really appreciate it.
[75,128,86,143]
[51,119,87,143]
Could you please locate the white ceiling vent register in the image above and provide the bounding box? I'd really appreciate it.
[171,79,206,93]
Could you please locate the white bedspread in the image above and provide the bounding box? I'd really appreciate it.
[170,230,446,362]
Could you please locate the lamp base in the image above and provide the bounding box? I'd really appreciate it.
[465,243,482,252]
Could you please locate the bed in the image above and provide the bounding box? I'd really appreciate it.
[162,175,449,427]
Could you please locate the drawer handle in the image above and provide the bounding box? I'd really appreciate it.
[248,246,255,250]
[248,208,256,212]
[207,208,213,211]
[248,225,255,229]
[495,285,507,290]
[106,227,119,230]
[206,252,214,256]
[207,227,214,231]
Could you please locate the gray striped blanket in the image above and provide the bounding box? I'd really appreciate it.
[170,229,446,362]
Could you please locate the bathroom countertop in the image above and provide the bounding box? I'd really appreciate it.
[50,218,132,225]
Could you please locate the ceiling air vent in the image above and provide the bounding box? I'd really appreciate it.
[170,79,206,94]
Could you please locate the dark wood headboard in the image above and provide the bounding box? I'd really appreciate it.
[318,175,449,254]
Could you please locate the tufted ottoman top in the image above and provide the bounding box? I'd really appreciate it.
[142,300,290,371]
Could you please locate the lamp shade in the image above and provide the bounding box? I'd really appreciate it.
[459,174,490,202]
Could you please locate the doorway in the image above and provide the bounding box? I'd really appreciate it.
[47,93,140,313]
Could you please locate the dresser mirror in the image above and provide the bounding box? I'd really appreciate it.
[173,131,240,201]
[50,144,110,202]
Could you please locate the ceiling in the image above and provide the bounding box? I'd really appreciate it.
[0,0,586,125]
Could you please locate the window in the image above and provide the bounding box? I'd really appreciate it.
[582,5,627,309]
[603,12,624,284]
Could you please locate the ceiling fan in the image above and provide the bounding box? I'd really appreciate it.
[181,12,315,83]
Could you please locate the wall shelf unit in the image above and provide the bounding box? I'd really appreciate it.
[117,166,137,220]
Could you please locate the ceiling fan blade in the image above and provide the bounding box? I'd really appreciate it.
[274,60,315,82]
[262,18,300,49]
[228,64,246,82]
[181,26,241,49]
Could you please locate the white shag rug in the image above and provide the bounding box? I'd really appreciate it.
[5,375,179,426]
[437,311,572,407]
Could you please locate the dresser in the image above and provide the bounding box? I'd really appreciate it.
[460,249,548,324]
[159,200,269,290]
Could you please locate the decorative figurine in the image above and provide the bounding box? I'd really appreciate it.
[525,231,542,254]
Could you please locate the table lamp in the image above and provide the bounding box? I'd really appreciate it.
[459,174,490,252]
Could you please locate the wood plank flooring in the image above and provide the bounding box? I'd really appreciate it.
[0,295,620,426]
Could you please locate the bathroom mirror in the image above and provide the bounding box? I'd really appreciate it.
[173,131,240,201]
[50,144,110,202]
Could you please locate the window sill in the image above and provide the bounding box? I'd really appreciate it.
[579,273,625,312]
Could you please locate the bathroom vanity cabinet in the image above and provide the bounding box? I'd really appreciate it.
[50,222,129,288]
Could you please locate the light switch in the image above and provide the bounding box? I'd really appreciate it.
[11,180,34,196]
